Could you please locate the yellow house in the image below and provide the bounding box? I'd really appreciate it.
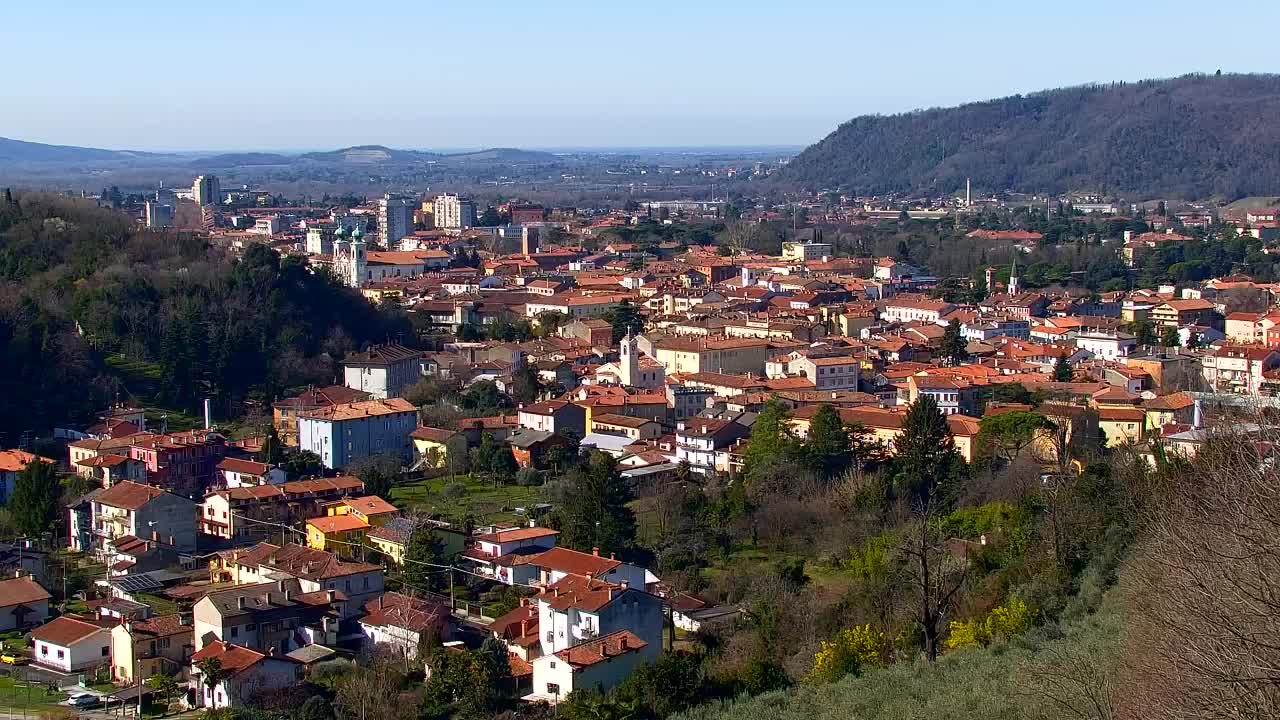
[328,495,399,526]
[1097,407,1146,446]
[306,515,369,558]
[410,427,458,469]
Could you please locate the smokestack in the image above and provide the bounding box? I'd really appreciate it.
[237,596,245,610]
[965,177,971,207]
[204,398,212,430]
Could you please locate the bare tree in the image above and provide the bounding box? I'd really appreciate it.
[1118,419,1280,720]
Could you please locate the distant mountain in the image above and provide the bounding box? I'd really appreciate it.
[442,147,558,163]
[781,73,1280,200]
[0,136,158,163]
[298,145,442,164]
[194,152,293,167]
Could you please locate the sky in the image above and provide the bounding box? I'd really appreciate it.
[7,0,1280,152]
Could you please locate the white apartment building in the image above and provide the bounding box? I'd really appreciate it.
[433,193,476,230]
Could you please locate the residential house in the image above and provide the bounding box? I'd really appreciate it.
[1097,407,1146,446]
[517,400,587,437]
[126,429,229,494]
[69,481,198,558]
[1075,330,1137,361]
[0,575,51,631]
[366,516,471,567]
[305,516,370,559]
[190,641,303,709]
[272,386,372,447]
[217,459,287,489]
[879,296,955,324]
[342,344,422,400]
[508,430,575,469]
[527,631,654,702]
[358,592,451,659]
[645,336,772,376]
[675,419,749,474]
[297,398,418,470]
[1201,345,1280,394]
[1151,299,1219,329]
[111,613,195,684]
[32,616,112,673]
[461,527,559,580]
[191,580,342,654]
[587,414,663,441]
[213,542,385,606]
[200,477,365,542]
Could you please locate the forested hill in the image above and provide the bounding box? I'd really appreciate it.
[781,73,1280,200]
[0,193,411,446]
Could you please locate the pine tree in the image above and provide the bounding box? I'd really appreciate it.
[609,300,644,342]
[550,452,636,557]
[11,458,61,537]
[894,395,960,508]
[742,398,798,477]
[403,523,445,591]
[940,319,968,366]
[511,364,541,404]
[257,426,286,465]
[806,404,852,476]
[1053,353,1073,382]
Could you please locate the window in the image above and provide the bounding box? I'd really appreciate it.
[547,684,560,696]
[549,661,557,669]
[230,627,239,638]
[246,623,257,631]
[57,649,65,659]
[40,645,47,656]
[102,646,109,657]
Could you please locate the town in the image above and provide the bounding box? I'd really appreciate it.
[1,168,1278,720]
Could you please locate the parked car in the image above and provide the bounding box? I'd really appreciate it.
[0,653,26,665]
[66,693,102,709]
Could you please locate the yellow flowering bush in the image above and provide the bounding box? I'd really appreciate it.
[809,624,886,682]
[945,597,1036,651]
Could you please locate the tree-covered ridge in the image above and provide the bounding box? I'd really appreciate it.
[0,193,410,444]
[782,73,1280,199]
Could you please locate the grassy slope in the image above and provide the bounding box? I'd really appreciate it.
[390,474,542,525]
[678,599,1123,720]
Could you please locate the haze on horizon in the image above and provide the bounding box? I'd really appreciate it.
[9,0,1280,153]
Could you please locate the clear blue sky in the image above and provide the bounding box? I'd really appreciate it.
[8,0,1279,151]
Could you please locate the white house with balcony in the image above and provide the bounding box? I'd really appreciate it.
[675,419,748,474]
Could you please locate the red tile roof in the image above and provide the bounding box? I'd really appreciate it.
[96,481,167,511]
[32,616,108,646]
[554,630,647,667]
[0,576,51,608]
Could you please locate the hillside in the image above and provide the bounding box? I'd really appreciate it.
[0,136,159,163]
[782,73,1280,199]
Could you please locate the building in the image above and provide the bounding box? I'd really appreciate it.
[588,414,662,441]
[781,240,833,262]
[297,398,418,470]
[191,580,343,654]
[675,419,749,474]
[880,297,955,324]
[69,481,198,557]
[518,400,587,437]
[272,386,372,447]
[1075,330,1137,361]
[646,336,772,376]
[32,616,112,673]
[305,515,369,558]
[378,194,415,248]
[125,429,228,494]
[0,450,55,505]
[193,175,221,207]
[0,575,50,631]
[527,630,653,702]
[213,542,385,606]
[434,194,476,230]
[358,592,451,659]
[342,343,422,400]
[190,641,303,710]
[332,227,368,288]
[1151,299,1219,329]
[145,200,173,229]
[200,476,365,542]
[1201,345,1280,394]
[111,613,195,684]
[217,458,287,489]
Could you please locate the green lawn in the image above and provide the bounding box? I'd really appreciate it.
[136,593,178,615]
[0,675,66,711]
[390,474,543,525]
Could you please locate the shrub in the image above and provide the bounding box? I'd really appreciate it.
[441,482,467,499]
[808,625,886,683]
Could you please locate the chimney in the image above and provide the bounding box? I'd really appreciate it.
[520,619,528,636]
[168,535,174,547]
[264,592,272,605]
[179,612,192,626]
[619,635,627,650]
[277,580,286,592]
[600,643,608,658]
[265,647,275,656]
[609,552,615,560]
[592,547,599,557]
[326,590,336,603]
[151,531,159,542]
[284,589,292,603]
[237,596,245,610]
[378,595,384,609]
